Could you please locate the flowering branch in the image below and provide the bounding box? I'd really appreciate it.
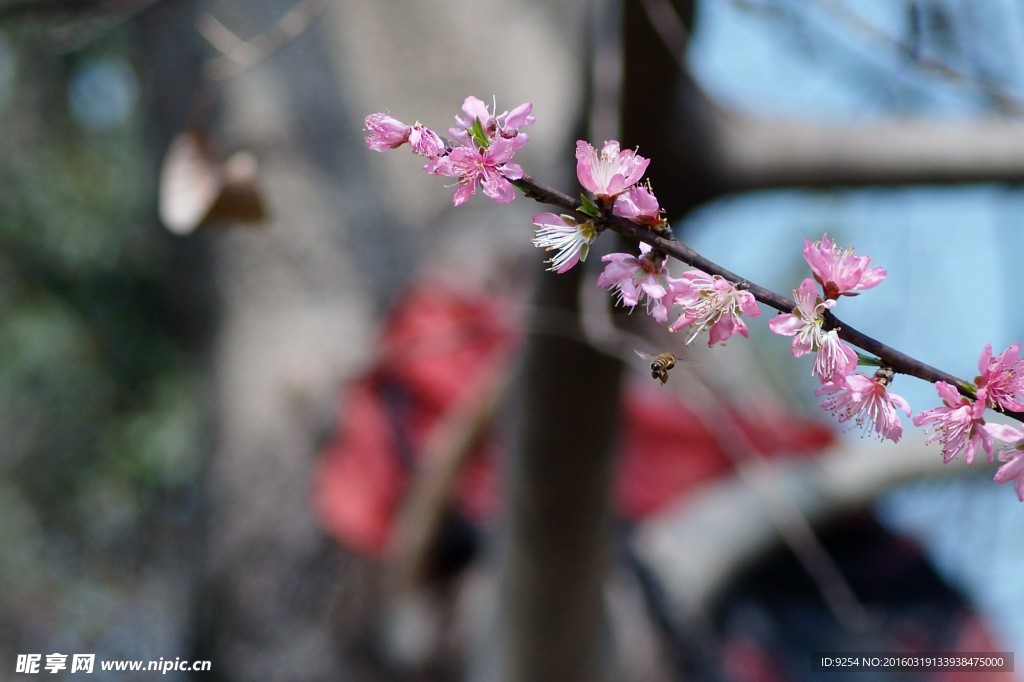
[365,96,1024,501]
[513,174,1006,398]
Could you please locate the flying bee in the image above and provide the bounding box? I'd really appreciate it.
[634,350,678,385]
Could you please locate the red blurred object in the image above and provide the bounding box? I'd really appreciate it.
[314,284,835,558]
[614,385,834,519]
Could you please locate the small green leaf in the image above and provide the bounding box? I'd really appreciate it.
[956,380,978,398]
[855,353,880,367]
[469,119,490,149]
[578,193,601,218]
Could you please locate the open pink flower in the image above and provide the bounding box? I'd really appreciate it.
[975,342,1024,412]
[668,270,760,347]
[575,140,650,203]
[597,243,672,323]
[912,381,993,465]
[364,112,411,152]
[768,279,829,358]
[769,278,856,381]
[803,233,886,300]
[449,96,534,148]
[531,213,597,273]
[816,371,911,443]
[988,424,1024,502]
[436,137,523,206]
[612,184,666,228]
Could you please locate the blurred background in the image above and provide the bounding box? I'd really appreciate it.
[3,0,1024,680]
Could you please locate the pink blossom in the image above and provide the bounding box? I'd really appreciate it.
[988,423,1024,500]
[912,381,994,465]
[612,184,666,227]
[409,124,445,158]
[501,102,535,135]
[768,278,855,381]
[668,270,760,347]
[531,213,597,273]
[816,371,911,443]
[975,342,1024,412]
[596,243,672,323]
[812,331,858,383]
[364,112,411,152]
[803,233,887,300]
[768,278,834,358]
[575,140,650,203]
[449,96,534,147]
[987,423,1024,455]
[995,452,1024,502]
[988,424,1024,501]
[436,137,523,206]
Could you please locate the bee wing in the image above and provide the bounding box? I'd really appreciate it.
[634,349,657,362]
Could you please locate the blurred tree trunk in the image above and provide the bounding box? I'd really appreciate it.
[138,1,398,680]
[474,266,624,682]
[476,4,703,681]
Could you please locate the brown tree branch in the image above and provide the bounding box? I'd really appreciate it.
[0,0,138,16]
[719,115,1024,191]
[809,0,1024,114]
[197,0,331,81]
[620,7,1024,209]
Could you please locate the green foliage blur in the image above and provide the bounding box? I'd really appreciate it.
[0,24,201,650]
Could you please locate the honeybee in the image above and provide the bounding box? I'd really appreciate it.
[634,350,678,385]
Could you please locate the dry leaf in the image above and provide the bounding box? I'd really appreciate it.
[159,129,267,234]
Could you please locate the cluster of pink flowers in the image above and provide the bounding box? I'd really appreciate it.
[544,139,759,347]
[594,240,759,347]
[910,344,1024,500]
[364,97,1024,502]
[532,140,667,273]
[365,96,533,206]
[766,235,1024,498]
[766,235,910,442]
